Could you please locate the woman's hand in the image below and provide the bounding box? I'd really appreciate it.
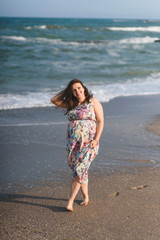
[90,139,98,148]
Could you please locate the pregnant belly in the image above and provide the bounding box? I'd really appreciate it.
[68,120,96,142]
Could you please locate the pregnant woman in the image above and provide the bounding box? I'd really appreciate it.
[51,79,104,211]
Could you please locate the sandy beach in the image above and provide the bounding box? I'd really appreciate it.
[0,166,160,240]
[0,94,160,239]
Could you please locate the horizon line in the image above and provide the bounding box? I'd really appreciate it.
[0,16,160,21]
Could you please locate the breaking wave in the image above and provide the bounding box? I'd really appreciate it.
[1,36,159,45]
[1,73,160,110]
[108,26,160,32]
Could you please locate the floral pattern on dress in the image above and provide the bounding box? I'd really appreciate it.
[66,99,99,184]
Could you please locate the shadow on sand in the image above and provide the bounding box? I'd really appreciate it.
[0,193,81,212]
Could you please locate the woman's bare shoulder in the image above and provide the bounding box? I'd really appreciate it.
[91,97,100,105]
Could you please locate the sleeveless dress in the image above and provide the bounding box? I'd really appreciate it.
[66,99,99,184]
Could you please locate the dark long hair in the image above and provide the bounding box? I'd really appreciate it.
[50,79,92,114]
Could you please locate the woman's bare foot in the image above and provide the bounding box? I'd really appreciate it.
[66,200,73,212]
[80,195,89,206]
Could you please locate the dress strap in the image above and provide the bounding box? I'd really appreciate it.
[89,98,93,104]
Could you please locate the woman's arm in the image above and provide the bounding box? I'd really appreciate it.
[90,97,104,148]
[50,95,65,108]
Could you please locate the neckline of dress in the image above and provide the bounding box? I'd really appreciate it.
[77,99,92,107]
[78,102,86,106]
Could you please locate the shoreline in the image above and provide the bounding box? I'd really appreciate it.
[1,94,160,192]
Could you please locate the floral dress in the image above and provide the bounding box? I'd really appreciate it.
[66,99,99,184]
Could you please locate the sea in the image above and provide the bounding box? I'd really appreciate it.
[0,17,160,109]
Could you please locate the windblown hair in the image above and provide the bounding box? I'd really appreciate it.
[50,79,93,114]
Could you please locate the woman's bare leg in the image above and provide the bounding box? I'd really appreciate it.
[66,176,81,211]
[80,182,89,206]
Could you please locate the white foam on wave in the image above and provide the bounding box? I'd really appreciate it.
[0,36,64,45]
[35,38,93,46]
[118,36,158,44]
[33,37,160,46]
[24,25,47,30]
[1,36,27,41]
[36,37,158,46]
[35,25,47,29]
[0,73,160,110]
[0,91,53,110]
[36,37,63,44]
[24,26,32,30]
[89,73,160,102]
[1,35,158,46]
[108,26,160,32]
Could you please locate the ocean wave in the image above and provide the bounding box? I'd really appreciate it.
[36,37,63,44]
[35,37,159,45]
[24,24,68,30]
[0,92,53,110]
[24,25,47,30]
[24,26,32,30]
[34,25,47,29]
[1,35,159,45]
[119,36,158,44]
[23,23,160,33]
[0,73,160,110]
[32,37,160,45]
[1,36,27,41]
[0,36,63,44]
[89,73,160,102]
[36,38,108,45]
[108,26,160,32]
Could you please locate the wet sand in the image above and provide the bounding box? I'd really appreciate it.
[147,116,160,136]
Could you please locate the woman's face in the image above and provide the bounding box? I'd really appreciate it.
[72,82,85,101]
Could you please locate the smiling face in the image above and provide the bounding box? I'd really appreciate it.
[72,82,85,102]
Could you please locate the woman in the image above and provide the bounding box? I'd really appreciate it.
[51,79,104,211]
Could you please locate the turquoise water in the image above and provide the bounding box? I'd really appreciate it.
[0,17,160,109]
